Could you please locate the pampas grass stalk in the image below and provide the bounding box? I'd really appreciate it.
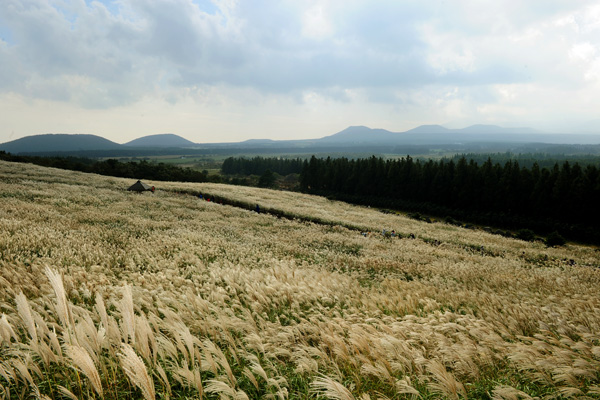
[395,377,421,399]
[31,384,52,400]
[118,343,155,400]
[154,363,172,398]
[95,292,109,332]
[242,367,259,390]
[0,313,18,343]
[491,385,533,400]
[119,285,136,345]
[44,267,73,332]
[134,315,155,364]
[15,292,37,344]
[0,361,16,383]
[426,360,466,400]
[12,357,35,388]
[310,375,356,400]
[66,344,103,398]
[57,385,80,400]
[205,379,248,400]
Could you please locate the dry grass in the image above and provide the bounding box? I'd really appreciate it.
[66,344,103,398]
[118,343,155,400]
[0,160,599,399]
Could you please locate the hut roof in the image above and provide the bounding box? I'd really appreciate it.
[127,180,152,192]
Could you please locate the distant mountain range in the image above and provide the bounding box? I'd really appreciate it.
[124,133,197,148]
[1,125,600,155]
[320,125,546,145]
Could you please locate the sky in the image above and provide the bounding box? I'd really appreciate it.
[1,0,600,144]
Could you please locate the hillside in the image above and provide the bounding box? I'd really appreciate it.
[0,133,123,154]
[124,133,197,148]
[0,161,599,399]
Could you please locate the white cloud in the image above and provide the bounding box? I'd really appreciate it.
[570,42,596,61]
[302,5,333,40]
[1,0,600,142]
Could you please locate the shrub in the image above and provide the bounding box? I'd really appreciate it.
[516,229,536,242]
[545,231,566,247]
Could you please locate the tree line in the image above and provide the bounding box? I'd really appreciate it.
[299,155,600,244]
[451,152,600,169]
[0,152,221,183]
[221,156,304,176]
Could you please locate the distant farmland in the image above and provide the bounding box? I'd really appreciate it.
[0,160,599,399]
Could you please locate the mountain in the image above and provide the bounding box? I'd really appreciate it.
[404,124,450,134]
[314,125,600,146]
[0,134,122,154]
[319,126,401,143]
[239,139,278,145]
[2,124,599,156]
[124,134,196,148]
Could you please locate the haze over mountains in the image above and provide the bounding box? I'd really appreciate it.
[1,124,600,155]
[124,133,197,148]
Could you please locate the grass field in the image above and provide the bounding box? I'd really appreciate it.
[0,160,599,399]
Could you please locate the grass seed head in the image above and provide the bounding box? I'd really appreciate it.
[66,344,103,398]
[118,343,155,400]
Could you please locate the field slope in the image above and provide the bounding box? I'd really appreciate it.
[0,160,599,399]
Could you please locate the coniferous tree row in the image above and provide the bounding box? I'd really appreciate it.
[299,155,600,243]
[221,156,304,176]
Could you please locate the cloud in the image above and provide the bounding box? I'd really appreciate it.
[1,0,600,141]
[2,1,596,93]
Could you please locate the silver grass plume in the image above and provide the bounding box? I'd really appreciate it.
[45,267,73,332]
[395,378,421,399]
[95,292,109,331]
[0,360,17,383]
[426,360,466,400]
[15,292,37,344]
[119,284,136,345]
[310,375,356,400]
[57,385,79,400]
[12,357,35,387]
[0,313,18,343]
[205,379,249,400]
[66,344,103,398]
[118,343,155,400]
[154,363,172,398]
[134,315,155,364]
[31,384,52,400]
[491,385,533,400]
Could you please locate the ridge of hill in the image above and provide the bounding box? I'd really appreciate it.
[0,133,122,153]
[403,124,450,134]
[124,133,197,148]
[319,125,401,143]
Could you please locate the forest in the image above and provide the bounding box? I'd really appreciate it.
[221,156,304,176]
[299,155,600,244]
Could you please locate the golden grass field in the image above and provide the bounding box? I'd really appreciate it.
[0,160,599,399]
